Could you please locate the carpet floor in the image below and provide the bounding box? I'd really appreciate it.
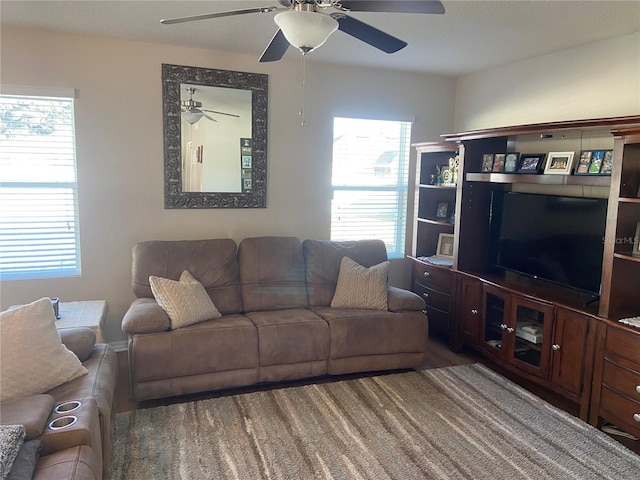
[110,363,640,479]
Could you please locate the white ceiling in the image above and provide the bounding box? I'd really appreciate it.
[2,1,639,76]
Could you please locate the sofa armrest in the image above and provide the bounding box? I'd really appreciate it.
[59,328,96,362]
[387,286,426,312]
[0,395,54,440]
[122,298,170,334]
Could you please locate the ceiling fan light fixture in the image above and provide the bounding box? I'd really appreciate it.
[182,110,203,124]
[274,10,338,54]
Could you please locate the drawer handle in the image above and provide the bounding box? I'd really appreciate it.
[506,327,514,334]
[422,293,430,299]
[500,324,508,330]
[552,344,560,351]
[634,414,640,423]
[471,309,478,315]
[636,385,640,394]
[423,271,431,278]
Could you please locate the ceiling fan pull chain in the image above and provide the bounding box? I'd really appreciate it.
[299,53,306,127]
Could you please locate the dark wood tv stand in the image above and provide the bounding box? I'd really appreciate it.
[411,116,640,432]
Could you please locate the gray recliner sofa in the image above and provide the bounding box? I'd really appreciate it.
[122,236,428,401]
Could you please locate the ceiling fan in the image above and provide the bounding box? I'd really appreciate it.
[181,87,240,125]
[161,1,445,62]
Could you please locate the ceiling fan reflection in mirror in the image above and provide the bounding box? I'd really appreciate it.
[161,1,445,61]
[181,87,240,125]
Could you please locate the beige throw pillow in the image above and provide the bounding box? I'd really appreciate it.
[149,270,222,330]
[331,257,389,311]
[0,298,88,402]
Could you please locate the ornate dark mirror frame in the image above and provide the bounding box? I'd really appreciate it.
[162,64,268,208]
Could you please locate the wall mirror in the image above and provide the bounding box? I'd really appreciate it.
[162,64,268,208]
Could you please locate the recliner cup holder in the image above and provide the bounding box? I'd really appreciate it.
[54,400,82,414]
[48,415,77,430]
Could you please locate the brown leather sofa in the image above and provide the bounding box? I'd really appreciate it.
[122,236,428,402]
[0,328,117,480]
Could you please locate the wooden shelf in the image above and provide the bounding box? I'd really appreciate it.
[619,197,640,204]
[419,184,457,190]
[466,172,611,187]
[417,217,454,227]
[613,253,640,263]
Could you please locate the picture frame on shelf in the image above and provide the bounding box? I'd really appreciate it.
[481,154,494,172]
[544,151,574,175]
[504,153,520,173]
[492,153,506,172]
[588,150,604,174]
[517,154,546,174]
[600,150,613,175]
[435,202,448,219]
[435,233,455,259]
[633,222,640,258]
[575,151,592,174]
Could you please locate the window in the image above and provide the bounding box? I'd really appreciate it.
[0,90,81,280]
[331,117,412,258]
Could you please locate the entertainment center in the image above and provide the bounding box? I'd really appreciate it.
[410,115,640,438]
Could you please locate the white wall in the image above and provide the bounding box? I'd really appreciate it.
[0,27,457,345]
[454,33,640,131]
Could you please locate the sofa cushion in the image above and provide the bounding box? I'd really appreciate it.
[122,298,171,334]
[0,395,54,440]
[0,298,87,403]
[303,239,389,307]
[238,236,308,312]
[312,306,429,360]
[331,257,389,310]
[132,239,243,315]
[245,308,330,366]
[33,445,100,480]
[387,286,426,312]
[129,314,259,383]
[58,328,96,363]
[150,270,222,330]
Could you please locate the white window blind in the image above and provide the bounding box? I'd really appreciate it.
[331,117,412,258]
[0,93,81,280]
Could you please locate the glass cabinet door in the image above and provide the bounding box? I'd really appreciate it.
[508,298,554,377]
[481,289,508,356]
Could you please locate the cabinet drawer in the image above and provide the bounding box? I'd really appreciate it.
[602,360,640,402]
[413,283,450,312]
[414,263,452,290]
[605,327,640,365]
[424,305,449,336]
[599,386,640,438]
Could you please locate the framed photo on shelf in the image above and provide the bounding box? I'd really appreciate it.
[600,150,613,175]
[517,153,546,174]
[633,222,640,258]
[575,150,592,174]
[492,153,506,172]
[544,151,574,175]
[481,154,494,172]
[504,153,520,173]
[435,233,455,259]
[575,150,612,175]
[435,202,448,219]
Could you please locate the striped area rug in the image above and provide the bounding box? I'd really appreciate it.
[110,363,640,479]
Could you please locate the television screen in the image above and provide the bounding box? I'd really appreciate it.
[488,191,608,295]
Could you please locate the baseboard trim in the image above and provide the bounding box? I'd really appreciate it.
[109,340,128,353]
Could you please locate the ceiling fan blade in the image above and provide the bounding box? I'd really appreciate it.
[333,14,407,53]
[201,112,218,123]
[339,1,445,14]
[201,109,240,118]
[259,29,290,62]
[161,6,280,25]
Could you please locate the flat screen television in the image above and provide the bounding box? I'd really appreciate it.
[488,191,608,296]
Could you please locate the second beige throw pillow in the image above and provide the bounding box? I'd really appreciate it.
[331,257,389,311]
